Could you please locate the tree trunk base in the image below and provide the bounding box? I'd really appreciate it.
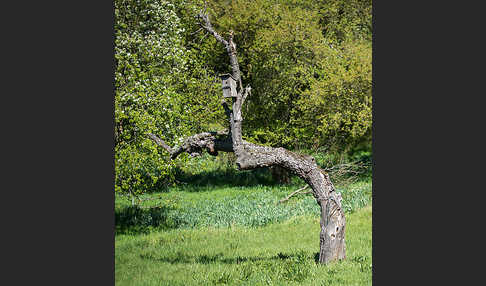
[318,191,346,264]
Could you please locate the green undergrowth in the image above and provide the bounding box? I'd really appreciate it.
[115,153,372,284]
[115,179,371,235]
[115,205,372,286]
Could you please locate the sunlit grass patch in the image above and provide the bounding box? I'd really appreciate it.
[115,205,372,285]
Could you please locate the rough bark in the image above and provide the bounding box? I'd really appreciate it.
[148,11,346,264]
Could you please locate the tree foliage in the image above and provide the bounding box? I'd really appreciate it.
[201,0,372,150]
[114,0,372,196]
[114,0,224,197]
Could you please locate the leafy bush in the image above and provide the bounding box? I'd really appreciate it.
[114,0,372,198]
[114,0,225,197]
[204,0,372,151]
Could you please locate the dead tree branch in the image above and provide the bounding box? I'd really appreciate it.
[278,185,311,204]
[148,11,347,264]
[323,160,369,186]
[148,132,232,159]
[198,12,242,90]
[241,85,251,106]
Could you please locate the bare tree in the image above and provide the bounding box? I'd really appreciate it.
[148,11,346,264]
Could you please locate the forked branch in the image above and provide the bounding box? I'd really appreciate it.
[198,11,242,90]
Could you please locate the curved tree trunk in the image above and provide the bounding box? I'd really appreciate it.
[148,11,346,264]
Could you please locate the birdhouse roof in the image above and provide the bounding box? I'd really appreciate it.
[219,73,236,81]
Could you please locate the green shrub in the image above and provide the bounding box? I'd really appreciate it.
[114,0,225,197]
[114,0,372,199]
[205,0,372,150]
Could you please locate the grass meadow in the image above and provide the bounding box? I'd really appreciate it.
[115,154,372,285]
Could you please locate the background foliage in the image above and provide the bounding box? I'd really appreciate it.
[115,0,225,196]
[114,0,372,197]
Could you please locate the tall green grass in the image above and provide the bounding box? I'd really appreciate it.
[115,153,372,285]
[115,205,372,285]
[115,180,371,234]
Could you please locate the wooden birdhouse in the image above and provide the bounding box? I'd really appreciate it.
[220,73,237,98]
